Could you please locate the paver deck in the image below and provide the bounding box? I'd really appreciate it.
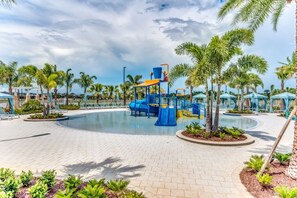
[0,109,294,197]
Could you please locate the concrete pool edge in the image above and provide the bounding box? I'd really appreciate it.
[176,130,255,146]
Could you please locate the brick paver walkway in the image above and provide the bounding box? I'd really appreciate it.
[0,109,294,198]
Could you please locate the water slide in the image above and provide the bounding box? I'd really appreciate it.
[155,107,177,126]
[129,100,159,115]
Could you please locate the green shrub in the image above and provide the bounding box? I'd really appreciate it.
[274,186,297,198]
[19,170,33,187]
[202,132,210,139]
[28,181,48,198]
[120,190,145,198]
[107,179,129,192]
[256,173,272,187]
[77,184,105,198]
[55,188,76,198]
[223,127,244,138]
[2,177,21,197]
[59,104,79,110]
[88,179,105,187]
[0,190,10,198]
[274,152,292,165]
[29,113,63,119]
[39,170,56,188]
[219,132,226,140]
[64,175,82,190]
[228,109,253,114]
[22,100,43,112]
[244,155,265,172]
[0,168,15,182]
[185,122,203,135]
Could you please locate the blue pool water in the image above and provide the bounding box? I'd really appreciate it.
[58,111,258,135]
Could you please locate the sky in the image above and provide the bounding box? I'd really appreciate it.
[0,0,295,94]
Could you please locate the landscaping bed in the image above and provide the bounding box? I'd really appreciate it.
[24,113,69,121]
[0,168,145,198]
[224,109,254,116]
[181,131,247,142]
[240,154,297,198]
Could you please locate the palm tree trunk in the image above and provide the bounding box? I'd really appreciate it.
[210,76,214,128]
[54,88,58,105]
[8,81,12,95]
[286,1,297,179]
[213,71,222,131]
[281,80,285,92]
[66,85,69,106]
[205,80,211,133]
[190,85,193,103]
[240,89,244,111]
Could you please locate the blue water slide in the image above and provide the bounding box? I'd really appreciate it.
[129,99,159,115]
[155,107,177,126]
[192,103,201,118]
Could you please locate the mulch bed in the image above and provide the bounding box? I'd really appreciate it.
[181,131,247,142]
[240,162,297,198]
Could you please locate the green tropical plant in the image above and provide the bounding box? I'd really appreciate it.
[276,66,291,93]
[64,175,82,190]
[89,84,103,103]
[126,74,142,86]
[77,72,97,96]
[0,190,10,198]
[256,173,272,187]
[22,100,43,112]
[28,181,48,198]
[120,190,145,198]
[106,179,129,192]
[274,153,292,165]
[274,186,297,198]
[77,184,105,198]
[218,0,297,180]
[17,65,38,87]
[0,168,15,182]
[88,179,105,187]
[55,188,76,198]
[2,176,21,197]
[0,61,18,94]
[19,170,33,187]
[219,132,226,140]
[39,170,56,188]
[244,155,265,172]
[63,68,78,106]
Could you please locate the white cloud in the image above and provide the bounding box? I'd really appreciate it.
[0,0,295,94]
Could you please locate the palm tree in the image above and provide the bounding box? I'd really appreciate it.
[126,74,142,86]
[0,61,18,94]
[17,65,38,87]
[173,42,214,132]
[63,68,77,106]
[275,66,290,92]
[77,72,97,96]
[89,83,103,104]
[208,29,254,131]
[278,52,296,78]
[224,55,268,110]
[218,0,297,179]
[169,63,195,102]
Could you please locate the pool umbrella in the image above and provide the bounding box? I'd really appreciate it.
[13,92,19,108]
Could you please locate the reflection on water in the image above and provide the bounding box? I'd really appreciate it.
[59,111,258,135]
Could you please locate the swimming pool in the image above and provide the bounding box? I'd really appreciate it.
[58,111,258,135]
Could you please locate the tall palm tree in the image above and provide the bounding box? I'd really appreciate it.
[275,66,290,92]
[218,0,297,179]
[169,63,195,102]
[173,42,214,132]
[63,68,77,106]
[126,74,142,85]
[224,55,268,110]
[278,52,296,78]
[208,29,254,131]
[0,61,18,94]
[89,83,103,104]
[17,65,38,87]
[77,72,97,96]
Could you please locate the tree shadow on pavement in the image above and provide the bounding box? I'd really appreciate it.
[247,144,292,155]
[245,130,276,142]
[63,157,145,180]
[0,133,51,142]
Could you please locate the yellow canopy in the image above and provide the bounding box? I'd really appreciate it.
[134,79,160,87]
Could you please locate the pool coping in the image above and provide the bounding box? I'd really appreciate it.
[176,130,255,146]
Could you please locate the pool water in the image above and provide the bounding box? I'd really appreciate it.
[58,111,258,135]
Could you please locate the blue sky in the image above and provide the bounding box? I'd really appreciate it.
[0,0,295,94]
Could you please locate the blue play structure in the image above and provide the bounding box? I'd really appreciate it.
[129,66,177,126]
